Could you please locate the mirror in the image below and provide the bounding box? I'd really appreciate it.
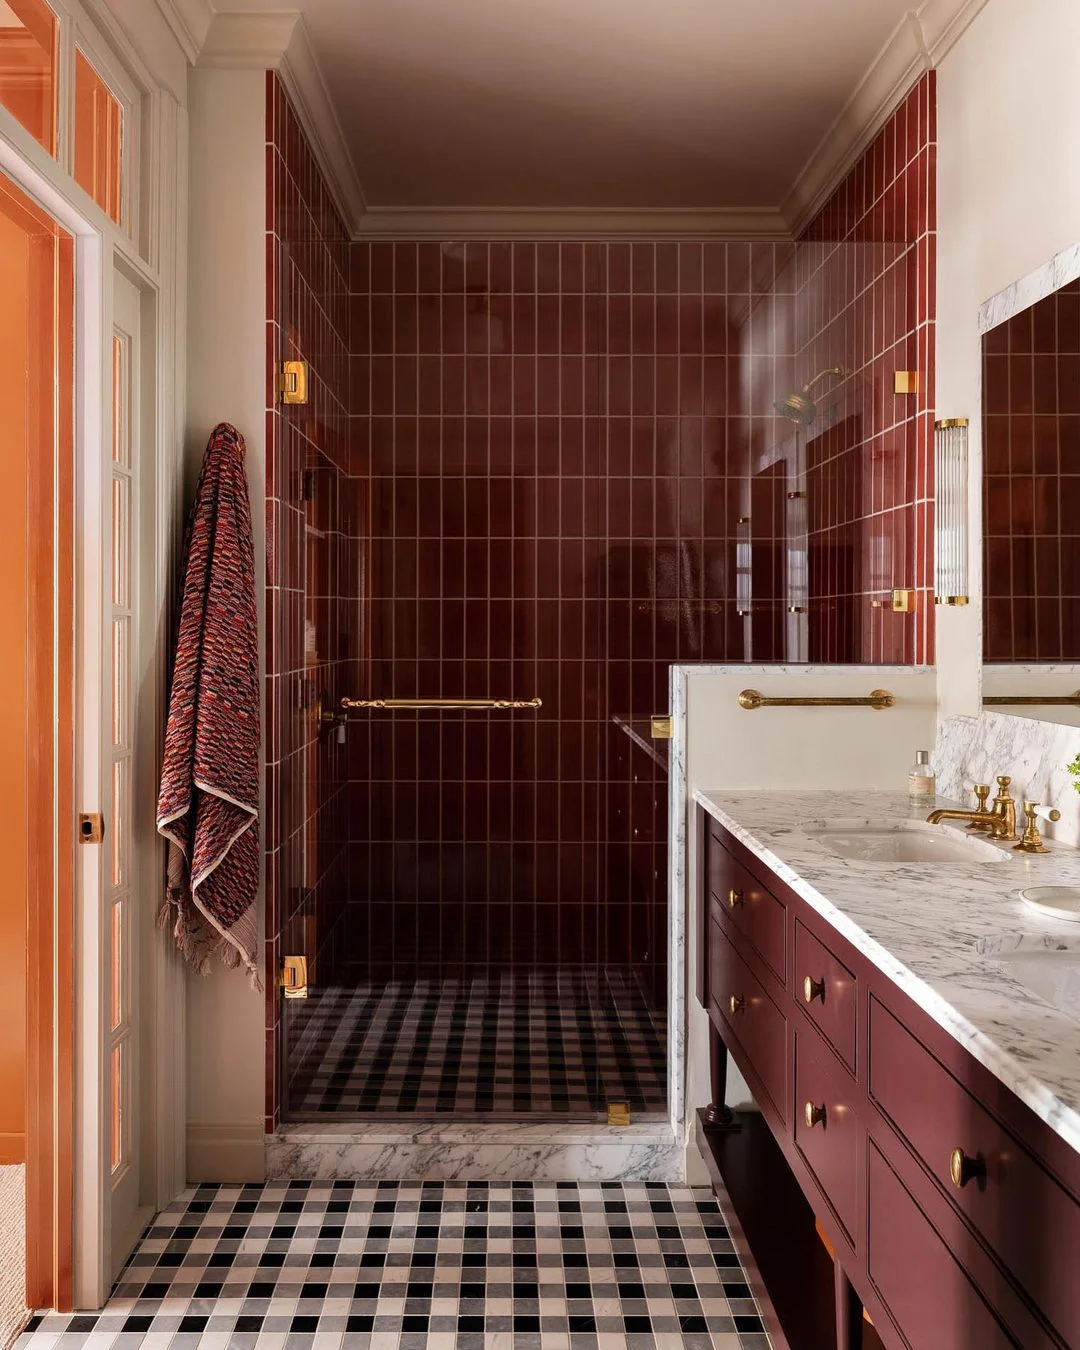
[980,255,1080,724]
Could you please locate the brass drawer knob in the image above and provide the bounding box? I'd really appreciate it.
[804,1101,827,1129]
[729,994,746,1015]
[803,975,825,1004]
[727,887,744,909]
[949,1147,985,1189]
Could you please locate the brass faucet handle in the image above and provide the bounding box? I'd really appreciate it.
[995,775,1013,795]
[966,783,994,831]
[1014,801,1059,854]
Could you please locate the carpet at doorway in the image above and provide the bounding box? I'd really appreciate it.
[0,1165,26,1349]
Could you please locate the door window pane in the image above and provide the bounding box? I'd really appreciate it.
[0,0,58,155]
[74,48,122,225]
[110,1044,123,1172]
[110,900,122,1031]
[112,475,130,609]
[110,758,125,887]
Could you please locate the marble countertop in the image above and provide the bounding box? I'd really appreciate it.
[693,788,1080,1154]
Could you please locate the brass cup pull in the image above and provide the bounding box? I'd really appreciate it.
[729,994,746,1015]
[727,888,744,909]
[804,1101,827,1128]
[803,975,825,1004]
[949,1148,985,1189]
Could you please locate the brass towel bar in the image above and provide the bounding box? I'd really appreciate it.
[739,688,895,711]
[983,692,1080,707]
[340,696,542,711]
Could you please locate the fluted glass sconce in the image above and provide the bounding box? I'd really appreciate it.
[934,418,970,606]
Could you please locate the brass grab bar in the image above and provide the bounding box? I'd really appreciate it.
[340,696,543,711]
[983,691,1080,707]
[739,688,895,711]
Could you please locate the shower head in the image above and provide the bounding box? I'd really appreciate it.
[773,365,846,426]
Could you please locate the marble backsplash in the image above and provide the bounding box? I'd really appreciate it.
[934,712,1080,846]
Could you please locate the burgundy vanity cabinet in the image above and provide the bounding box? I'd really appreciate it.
[709,919,788,1128]
[698,809,1080,1350]
[706,817,788,985]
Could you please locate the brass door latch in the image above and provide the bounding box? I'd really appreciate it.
[78,812,105,844]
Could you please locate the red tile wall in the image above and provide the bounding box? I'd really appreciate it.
[347,240,786,993]
[983,277,1080,659]
[798,71,937,663]
[264,72,360,1130]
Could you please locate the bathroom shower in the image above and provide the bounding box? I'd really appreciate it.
[773,365,846,425]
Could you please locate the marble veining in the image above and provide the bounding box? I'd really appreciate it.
[267,1120,683,1183]
[694,784,1080,1155]
[979,239,1080,333]
[933,710,1080,846]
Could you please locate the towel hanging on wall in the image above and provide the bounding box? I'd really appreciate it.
[157,421,261,987]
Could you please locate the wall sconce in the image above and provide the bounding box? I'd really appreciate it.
[935,418,970,606]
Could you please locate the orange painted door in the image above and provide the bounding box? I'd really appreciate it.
[0,168,75,1313]
[0,186,32,1164]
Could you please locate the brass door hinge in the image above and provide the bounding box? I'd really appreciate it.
[78,812,105,844]
[607,1102,631,1127]
[650,716,673,740]
[279,360,309,405]
[281,954,309,999]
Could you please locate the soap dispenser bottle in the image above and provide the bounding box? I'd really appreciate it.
[908,749,936,802]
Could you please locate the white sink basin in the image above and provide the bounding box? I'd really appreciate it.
[800,820,1011,864]
[977,935,1080,1021]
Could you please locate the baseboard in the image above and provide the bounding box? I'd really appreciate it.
[186,1122,266,1184]
[0,1133,25,1165]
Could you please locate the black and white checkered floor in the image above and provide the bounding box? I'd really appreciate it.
[286,969,668,1117]
[16,1181,770,1349]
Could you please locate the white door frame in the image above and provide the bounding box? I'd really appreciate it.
[0,0,187,1309]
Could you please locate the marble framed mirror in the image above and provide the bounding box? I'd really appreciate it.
[979,243,1080,725]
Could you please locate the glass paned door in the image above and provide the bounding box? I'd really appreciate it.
[106,277,140,1274]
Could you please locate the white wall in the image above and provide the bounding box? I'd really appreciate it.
[936,0,1080,719]
[184,66,267,1183]
[676,665,938,1173]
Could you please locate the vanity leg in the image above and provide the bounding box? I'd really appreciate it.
[702,1023,738,1129]
[834,1260,863,1350]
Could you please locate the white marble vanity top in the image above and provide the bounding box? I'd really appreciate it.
[694,787,1080,1155]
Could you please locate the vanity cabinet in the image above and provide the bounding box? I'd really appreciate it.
[697,810,1080,1350]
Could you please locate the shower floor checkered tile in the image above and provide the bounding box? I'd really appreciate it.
[286,969,667,1117]
[17,1181,770,1350]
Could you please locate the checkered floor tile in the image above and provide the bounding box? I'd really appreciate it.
[286,968,667,1117]
[16,1181,770,1349]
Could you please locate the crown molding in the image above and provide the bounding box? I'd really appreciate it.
[193,10,366,232]
[196,10,298,68]
[153,0,216,65]
[780,0,989,239]
[917,0,991,64]
[352,206,791,242]
[278,20,368,233]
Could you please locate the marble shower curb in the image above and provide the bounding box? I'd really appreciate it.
[267,1120,682,1182]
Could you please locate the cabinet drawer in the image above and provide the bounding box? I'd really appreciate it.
[709,918,787,1125]
[794,919,857,1071]
[868,1142,1019,1349]
[869,997,1080,1347]
[707,830,787,985]
[794,1026,859,1245]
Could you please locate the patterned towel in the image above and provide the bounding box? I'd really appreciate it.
[157,423,261,986]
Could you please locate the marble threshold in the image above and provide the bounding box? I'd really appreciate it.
[267,1119,683,1182]
[694,785,1080,1155]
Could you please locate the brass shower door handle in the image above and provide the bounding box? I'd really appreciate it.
[341,696,543,711]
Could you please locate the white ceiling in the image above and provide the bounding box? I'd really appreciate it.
[216,0,921,214]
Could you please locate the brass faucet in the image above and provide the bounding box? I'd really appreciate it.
[927,775,1019,842]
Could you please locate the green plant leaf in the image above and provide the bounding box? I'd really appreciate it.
[1069,753,1080,791]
